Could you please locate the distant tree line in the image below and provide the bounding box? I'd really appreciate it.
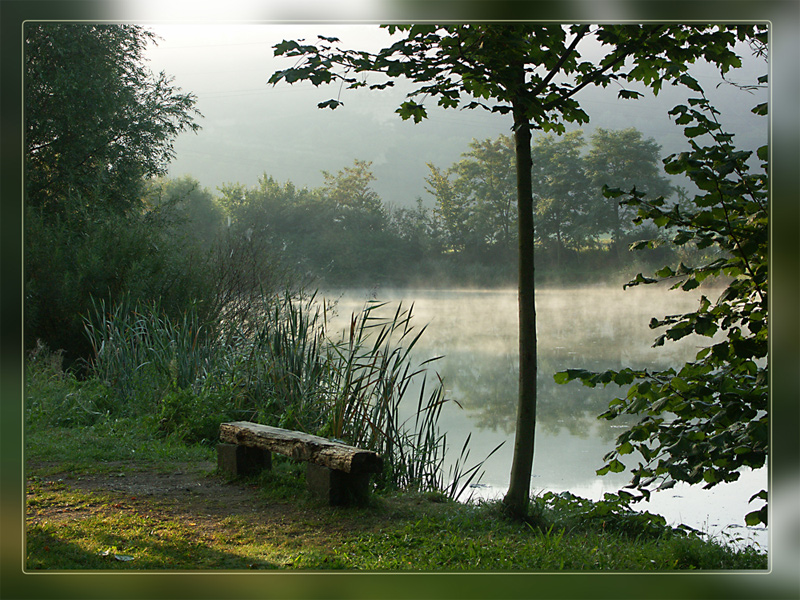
[217,128,688,289]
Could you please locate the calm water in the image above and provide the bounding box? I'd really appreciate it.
[323,285,768,552]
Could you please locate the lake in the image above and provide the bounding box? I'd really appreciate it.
[322,285,767,552]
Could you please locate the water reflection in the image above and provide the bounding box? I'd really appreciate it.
[323,285,767,550]
[325,285,708,439]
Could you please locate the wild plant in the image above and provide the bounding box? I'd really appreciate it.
[81,289,497,498]
[217,290,330,432]
[83,295,212,413]
[321,300,502,498]
[25,339,114,428]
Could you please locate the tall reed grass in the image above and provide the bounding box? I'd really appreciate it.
[322,300,502,497]
[82,290,498,498]
[84,295,213,414]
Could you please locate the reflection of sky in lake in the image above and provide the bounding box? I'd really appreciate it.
[322,285,767,552]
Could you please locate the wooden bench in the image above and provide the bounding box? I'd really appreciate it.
[217,421,383,506]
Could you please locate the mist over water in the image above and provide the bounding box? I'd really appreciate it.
[323,284,767,551]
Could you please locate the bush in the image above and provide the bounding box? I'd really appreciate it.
[25,341,115,428]
[156,387,235,446]
[530,490,688,541]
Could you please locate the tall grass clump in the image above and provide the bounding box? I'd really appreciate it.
[79,289,496,497]
[208,290,330,433]
[322,300,502,498]
[83,295,214,412]
[82,291,324,441]
[25,340,115,429]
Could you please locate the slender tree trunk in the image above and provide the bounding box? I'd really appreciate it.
[556,228,563,270]
[503,85,538,519]
[613,200,623,265]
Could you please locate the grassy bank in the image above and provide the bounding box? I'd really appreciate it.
[25,420,766,572]
[23,295,766,572]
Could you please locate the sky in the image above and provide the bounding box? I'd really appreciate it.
[142,24,768,209]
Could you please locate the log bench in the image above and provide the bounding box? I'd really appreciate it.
[217,421,383,506]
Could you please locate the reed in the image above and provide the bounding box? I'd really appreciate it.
[215,290,330,432]
[322,300,501,498]
[81,289,496,498]
[83,296,213,411]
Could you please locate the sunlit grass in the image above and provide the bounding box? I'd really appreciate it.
[25,480,766,571]
[26,418,214,473]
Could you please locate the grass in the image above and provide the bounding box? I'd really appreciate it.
[24,423,766,572]
[24,305,768,573]
[25,464,766,572]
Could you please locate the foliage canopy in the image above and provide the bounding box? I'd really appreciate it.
[25,23,200,214]
[556,88,768,526]
[24,23,204,364]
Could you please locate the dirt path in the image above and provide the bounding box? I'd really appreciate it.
[62,461,262,513]
[25,460,396,548]
[28,461,313,536]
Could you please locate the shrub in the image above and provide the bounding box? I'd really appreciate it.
[25,340,114,428]
[78,290,493,496]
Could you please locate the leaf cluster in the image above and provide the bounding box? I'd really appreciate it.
[25,23,201,215]
[270,24,763,134]
[556,87,768,526]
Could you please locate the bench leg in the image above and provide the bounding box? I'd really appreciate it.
[306,463,371,506]
[217,443,271,476]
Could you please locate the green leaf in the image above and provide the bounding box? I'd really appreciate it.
[672,230,693,245]
[608,458,626,473]
[553,371,570,385]
[630,240,655,251]
[554,369,595,385]
[653,215,670,227]
[678,75,704,93]
[745,507,767,526]
[408,24,439,37]
[613,370,635,386]
[714,159,737,177]
[396,101,427,123]
[317,99,342,110]
[680,278,699,292]
[670,377,691,393]
[273,39,301,55]
[655,266,674,278]
[601,185,625,199]
[618,89,643,100]
[597,458,626,476]
[684,126,706,138]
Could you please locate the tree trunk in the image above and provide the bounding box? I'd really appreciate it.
[503,85,538,519]
[556,227,563,270]
[613,200,624,265]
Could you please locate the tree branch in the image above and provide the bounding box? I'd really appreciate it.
[530,24,591,98]
[541,25,668,113]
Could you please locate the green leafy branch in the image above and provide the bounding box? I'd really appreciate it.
[555,75,768,526]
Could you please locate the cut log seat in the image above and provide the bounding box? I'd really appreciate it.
[217,421,382,506]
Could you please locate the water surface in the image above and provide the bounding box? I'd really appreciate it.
[323,285,767,552]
